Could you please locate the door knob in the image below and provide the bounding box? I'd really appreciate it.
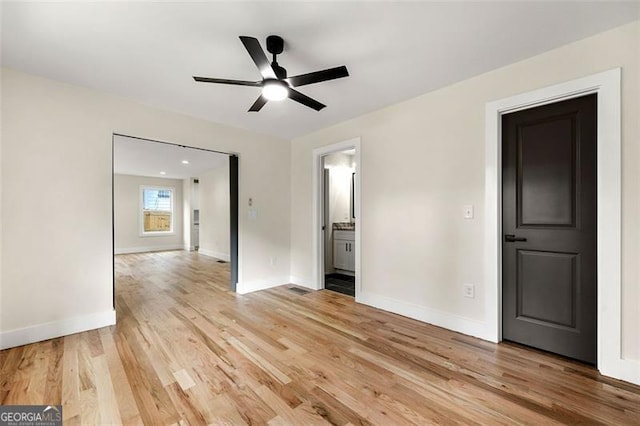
[504,234,527,242]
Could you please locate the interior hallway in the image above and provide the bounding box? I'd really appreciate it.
[0,251,639,424]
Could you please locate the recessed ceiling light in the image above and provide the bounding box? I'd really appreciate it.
[182,160,189,164]
[160,171,166,175]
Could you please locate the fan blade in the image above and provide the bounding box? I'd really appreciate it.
[286,65,349,87]
[288,89,326,111]
[193,76,261,87]
[239,36,276,80]
[248,95,268,112]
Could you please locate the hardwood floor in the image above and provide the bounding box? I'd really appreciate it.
[2,250,640,424]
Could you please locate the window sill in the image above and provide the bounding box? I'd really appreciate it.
[140,232,176,237]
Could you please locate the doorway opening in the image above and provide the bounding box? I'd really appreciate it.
[322,150,356,296]
[111,134,239,304]
[313,138,361,298]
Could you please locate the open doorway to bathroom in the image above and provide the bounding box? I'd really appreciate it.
[322,149,356,296]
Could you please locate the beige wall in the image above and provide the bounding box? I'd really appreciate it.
[198,164,230,261]
[1,67,291,336]
[114,174,184,253]
[290,21,639,360]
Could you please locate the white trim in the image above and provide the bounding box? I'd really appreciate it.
[114,245,183,254]
[139,231,177,237]
[358,291,492,340]
[289,275,311,289]
[0,309,116,350]
[236,276,291,295]
[312,138,362,297]
[485,68,638,385]
[198,249,230,262]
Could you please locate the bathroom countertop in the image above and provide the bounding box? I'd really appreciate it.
[332,222,355,231]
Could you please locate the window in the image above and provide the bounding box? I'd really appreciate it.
[141,186,174,234]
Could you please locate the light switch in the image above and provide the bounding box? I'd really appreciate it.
[463,205,474,219]
[248,209,257,220]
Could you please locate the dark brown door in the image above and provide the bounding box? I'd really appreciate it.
[502,94,596,364]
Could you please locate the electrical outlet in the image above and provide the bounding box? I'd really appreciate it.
[464,284,475,298]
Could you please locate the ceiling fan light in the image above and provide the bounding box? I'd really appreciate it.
[262,81,289,101]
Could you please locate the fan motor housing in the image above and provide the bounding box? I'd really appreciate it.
[266,35,284,55]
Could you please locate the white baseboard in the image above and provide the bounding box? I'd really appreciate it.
[236,276,291,295]
[601,357,640,386]
[115,245,183,254]
[356,291,493,341]
[198,248,230,262]
[0,309,116,350]
[289,275,317,290]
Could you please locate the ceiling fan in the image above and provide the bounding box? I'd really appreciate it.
[193,35,349,112]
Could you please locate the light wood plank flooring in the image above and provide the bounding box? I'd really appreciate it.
[1,250,640,424]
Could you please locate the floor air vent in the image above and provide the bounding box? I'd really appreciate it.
[217,260,227,263]
[288,287,310,295]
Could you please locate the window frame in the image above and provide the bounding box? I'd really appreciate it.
[139,185,175,236]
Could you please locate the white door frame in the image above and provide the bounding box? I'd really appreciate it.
[484,68,639,384]
[312,138,361,295]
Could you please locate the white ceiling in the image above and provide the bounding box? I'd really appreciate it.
[2,2,638,139]
[113,135,228,179]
